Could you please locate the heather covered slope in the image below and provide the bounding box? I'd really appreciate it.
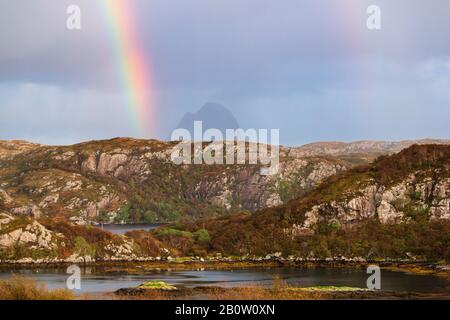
[288,139,450,158]
[176,145,450,261]
[1,138,448,225]
[1,144,449,263]
[0,138,358,224]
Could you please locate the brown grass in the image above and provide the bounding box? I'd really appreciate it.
[205,286,324,300]
[205,276,323,300]
[0,276,75,300]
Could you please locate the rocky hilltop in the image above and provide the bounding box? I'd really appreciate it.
[0,138,364,225]
[0,212,162,263]
[0,138,448,226]
[0,142,449,263]
[0,140,41,160]
[179,144,450,260]
[289,139,450,157]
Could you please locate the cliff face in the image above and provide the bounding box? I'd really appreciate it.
[0,138,352,224]
[288,175,450,237]
[1,143,449,262]
[0,212,165,263]
[181,145,450,259]
[0,140,41,160]
[286,144,450,234]
[288,139,450,158]
[0,138,448,226]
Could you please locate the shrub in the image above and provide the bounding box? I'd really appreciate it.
[74,236,96,261]
[194,229,211,243]
[125,230,163,256]
[155,228,194,253]
[154,202,180,222]
[0,276,74,300]
[115,203,131,223]
[157,228,193,239]
[143,210,158,223]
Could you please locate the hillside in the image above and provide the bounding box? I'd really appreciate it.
[1,138,448,226]
[175,145,450,260]
[289,139,450,157]
[0,138,356,224]
[1,143,449,263]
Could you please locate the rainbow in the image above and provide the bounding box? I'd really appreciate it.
[99,0,155,137]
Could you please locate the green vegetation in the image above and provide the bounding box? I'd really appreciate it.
[1,142,450,263]
[275,162,317,202]
[138,280,177,291]
[143,202,180,223]
[0,242,58,261]
[166,145,450,261]
[39,219,148,261]
[194,229,211,243]
[73,236,96,261]
[0,216,29,236]
[193,217,450,262]
[115,203,131,223]
[157,228,193,239]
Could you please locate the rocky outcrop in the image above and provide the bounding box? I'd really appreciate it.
[286,173,450,236]
[0,214,59,250]
[0,215,162,263]
[0,140,41,160]
[0,138,354,223]
[11,205,42,219]
[0,189,13,204]
[287,139,450,158]
[1,138,448,224]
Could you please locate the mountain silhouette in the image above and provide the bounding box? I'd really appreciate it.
[170,103,240,140]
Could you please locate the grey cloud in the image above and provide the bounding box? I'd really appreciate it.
[0,0,449,145]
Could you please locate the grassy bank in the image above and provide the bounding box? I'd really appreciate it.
[0,276,74,300]
[1,259,449,277]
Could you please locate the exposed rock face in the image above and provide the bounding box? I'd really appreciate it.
[0,213,13,225]
[0,138,355,223]
[0,215,59,249]
[0,215,157,263]
[11,205,42,219]
[39,194,59,208]
[283,145,450,236]
[97,153,128,175]
[81,153,97,173]
[287,139,450,158]
[1,138,448,224]
[0,140,41,160]
[0,189,13,204]
[103,239,138,261]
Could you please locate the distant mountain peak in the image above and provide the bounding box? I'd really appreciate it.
[170,103,240,140]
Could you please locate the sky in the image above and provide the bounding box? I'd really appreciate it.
[0,0,449,146]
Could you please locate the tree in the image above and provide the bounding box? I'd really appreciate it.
[194,229,211,243]
[73,236,96,263]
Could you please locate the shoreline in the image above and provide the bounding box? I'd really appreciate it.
[1,259,448,300]
[1,258,449,278]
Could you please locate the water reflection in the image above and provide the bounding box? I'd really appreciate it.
[0,267,447,295]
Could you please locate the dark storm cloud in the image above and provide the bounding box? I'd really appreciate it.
[0,0,449,144]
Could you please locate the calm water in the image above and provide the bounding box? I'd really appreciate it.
[0,267,448,295]
[100,224,162,235]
